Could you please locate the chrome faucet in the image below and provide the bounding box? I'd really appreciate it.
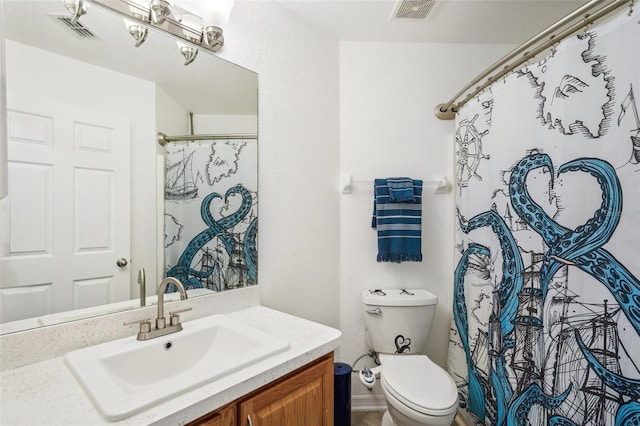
[138,268,146,307]
[124,277,191,341]
[156,277,188,329]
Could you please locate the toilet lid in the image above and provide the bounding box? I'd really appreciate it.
[380,355,458,417]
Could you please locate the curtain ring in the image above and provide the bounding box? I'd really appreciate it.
[581,18,591,38]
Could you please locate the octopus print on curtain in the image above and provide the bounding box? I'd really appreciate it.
[164,138,258,292]
[448,7,640,426]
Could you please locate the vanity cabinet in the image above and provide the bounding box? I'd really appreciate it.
[191,403,236,426]
[189,353,334,426]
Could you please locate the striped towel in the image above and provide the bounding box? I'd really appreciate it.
[387,177,415,202]
[372,178,423,263]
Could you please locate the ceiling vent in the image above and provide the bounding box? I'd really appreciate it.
[391,0,437,20]
[52,15,97,39]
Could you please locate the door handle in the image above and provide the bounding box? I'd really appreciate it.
[247,415,253,426]
[116,258,128,267]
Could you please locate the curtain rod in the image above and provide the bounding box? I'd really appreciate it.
[434,0,632,120]
[157,132,258,146]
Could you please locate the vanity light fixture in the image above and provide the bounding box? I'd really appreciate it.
[171,7,202,65]
[176,41,198,65]
[82,0,230,55]
[64,0,87,24]
[199,0,234,52]
[123,18,148,47]
[203,25,224,51]
[149,0,172,24]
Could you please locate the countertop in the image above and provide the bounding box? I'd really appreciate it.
[0,305,341,425]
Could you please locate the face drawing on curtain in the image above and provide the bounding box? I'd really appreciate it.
[449,8,640,426]
[164,140,258,292]
[526,33,614,139]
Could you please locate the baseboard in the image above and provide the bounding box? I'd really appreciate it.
[351,394,387,412]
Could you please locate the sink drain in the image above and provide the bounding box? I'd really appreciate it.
[164,341,173,350]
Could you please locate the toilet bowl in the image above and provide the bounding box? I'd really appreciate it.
[361,289,459,426]
[379,354,458,426]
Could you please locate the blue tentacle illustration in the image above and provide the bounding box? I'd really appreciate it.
[454,243,490,420]
[575,329,640,399]
[547,415,579,426]
[506,383,572,425]
[615,401,640,425]
[508,153,564,243]
[199,192,234,253]
[458,209,525,337]
[458,209,524,424]
[244,217,258,284]
[509,154,640,336]
[166,185,254,289]
[557,159,622,258]
[455,151,640,424]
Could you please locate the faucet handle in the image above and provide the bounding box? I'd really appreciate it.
[123,317,152,333]
[169,307,192,326]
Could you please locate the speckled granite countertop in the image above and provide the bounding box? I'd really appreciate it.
[0,305,341,425]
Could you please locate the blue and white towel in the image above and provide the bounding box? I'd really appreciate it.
[386,177,415,203]
[372,178,423,263]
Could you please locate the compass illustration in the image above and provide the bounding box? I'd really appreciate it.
[456,114,490,190]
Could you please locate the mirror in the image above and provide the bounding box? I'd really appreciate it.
[0,0,258,334]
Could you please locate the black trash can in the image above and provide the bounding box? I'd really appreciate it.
[334,362,352,426]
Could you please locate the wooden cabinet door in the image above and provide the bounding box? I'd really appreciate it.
[188,402,236,426]
[239,354,334,426]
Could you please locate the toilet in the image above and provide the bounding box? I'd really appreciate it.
[361,288,458,426]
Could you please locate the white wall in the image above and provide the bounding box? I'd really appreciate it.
[219,1,341,328]
[219,1,517,402]
[192,114,257,134]
[338,41,514,399]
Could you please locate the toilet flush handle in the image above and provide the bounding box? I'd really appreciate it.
[366,308,382,315]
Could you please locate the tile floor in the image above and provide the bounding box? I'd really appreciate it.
[351,410,385,426]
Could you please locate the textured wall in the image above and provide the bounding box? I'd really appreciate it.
[220,1,341,328]
[337,41,515,399]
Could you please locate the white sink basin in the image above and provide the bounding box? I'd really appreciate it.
[65,314,289,421]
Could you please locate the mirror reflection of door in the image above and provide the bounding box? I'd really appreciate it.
[1,93,131,323]
[0,0,258,331]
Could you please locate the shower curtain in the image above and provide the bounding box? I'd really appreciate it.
[163,138,258,292]
[448,6,640,426]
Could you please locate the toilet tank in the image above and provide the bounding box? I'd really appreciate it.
[362,288,438,355]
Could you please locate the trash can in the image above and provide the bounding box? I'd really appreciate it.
[334,362,352,426]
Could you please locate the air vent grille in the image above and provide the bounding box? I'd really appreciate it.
[392,0,437,20]
[54,15,97,39]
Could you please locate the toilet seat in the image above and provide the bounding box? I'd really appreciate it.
[380,354,458,417]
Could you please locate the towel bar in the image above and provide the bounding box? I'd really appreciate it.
[340,175,451,194]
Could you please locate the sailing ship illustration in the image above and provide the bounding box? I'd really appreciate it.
[618,84,640,165]
[166,150,199,200]
[457,248,638,425]
[191,230,252,292]
[193,246,226,292]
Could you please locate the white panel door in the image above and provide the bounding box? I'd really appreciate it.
[0,94,130,322]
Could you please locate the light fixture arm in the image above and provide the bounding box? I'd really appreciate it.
[64,0,88,24]
[149,0,171,25]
